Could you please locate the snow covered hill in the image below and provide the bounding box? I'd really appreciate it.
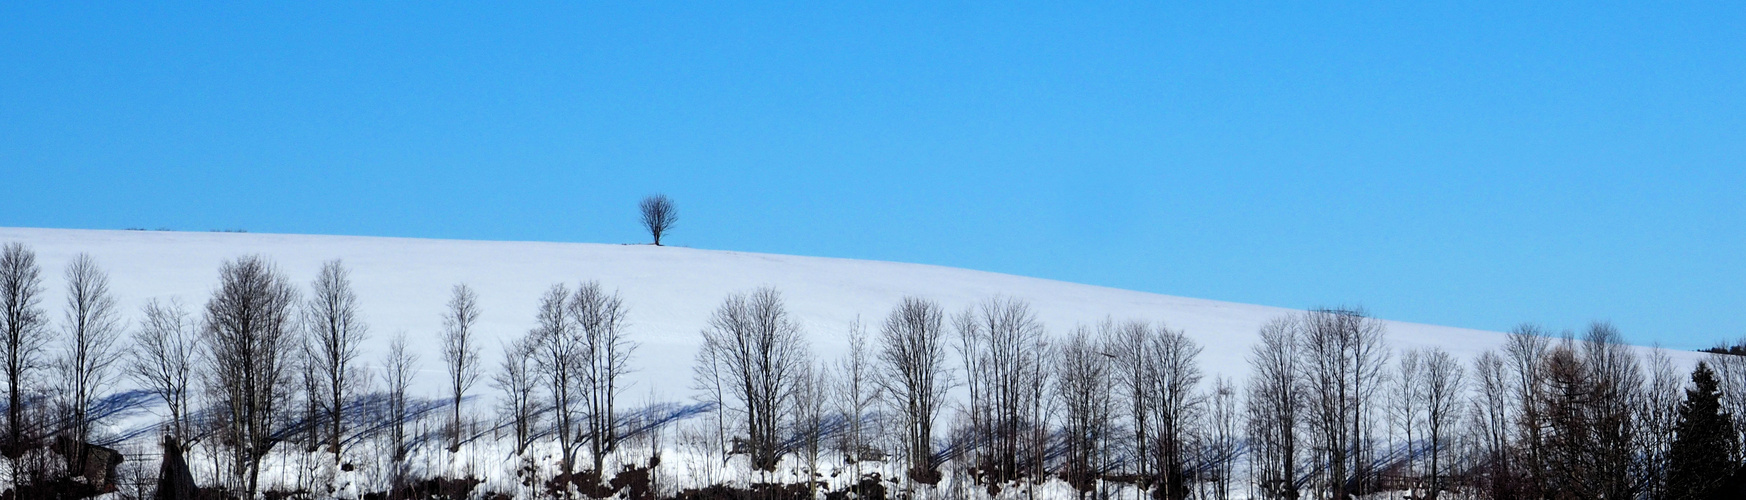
[3,226,1721,499]
[0,226,1702,401]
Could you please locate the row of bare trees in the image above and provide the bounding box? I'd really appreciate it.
[5,240,1742,500]
[0,244,657,499]
[0,244,511,499]
[513,280,637,486]
[687,293,1231,499]
[1243,311,1743,500]
[1,244,140,493]
[683,293,1745,500]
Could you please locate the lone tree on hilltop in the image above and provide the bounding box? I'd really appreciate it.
[640,194,677,246]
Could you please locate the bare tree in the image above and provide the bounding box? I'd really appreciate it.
[1639,347,1682,500]
[954,305,988,482]
[570,280,636,473]
[1055,325,1111,496]
[954,297,1048,485]
[305,259,368,463]
[1387,349,1424,482]
[54,254,124,472]
[1525,324,1649,499]
[383,331,419,463]
[130,298,200,444]
[1706,338,1746,455]
[1246,316,1302,500]
[1299,307,1388,500]
[0,242,47,456]
[1579,322,1643,499]
[1502,324,1550,497]
[533,284,583,482]
[833,319,882,478]
[1468,350,1512,499]
[297,338,323,455]
[202,255,301,499]
[1109,319,1156,488]
[1419,348,1463,499]
[640,194,678,246]
[694,287,811,471]
[692,335,730,462]
[494,335,540,454]
[795,361,831,499]
[878,297,952,484]
[1538,333,1601,497]
[1148,324,1203,500]
[1205,377,1240,500]
[440,283,482,452]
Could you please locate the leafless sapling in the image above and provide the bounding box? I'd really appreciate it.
[305,259,369,462]
[494,335,540,454]
[383,331,419,463]
[795,361,831,499]
[130,298,200,445]
[54,253,124,471]
[833,319,882,477]
[1387,349,1424,480]
[440,283,482,452]
[1639,347,1682,500]
[692,332,729,459]
[1206,377,1240,500]
[297,338,322,457]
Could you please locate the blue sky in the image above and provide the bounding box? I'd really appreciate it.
[3,2,1743,348]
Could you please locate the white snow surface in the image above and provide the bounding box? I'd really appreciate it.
[0,226,1704,401]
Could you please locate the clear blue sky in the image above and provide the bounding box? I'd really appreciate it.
[3,3,1742,348]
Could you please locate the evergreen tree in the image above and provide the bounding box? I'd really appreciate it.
[1666,362,1739,500]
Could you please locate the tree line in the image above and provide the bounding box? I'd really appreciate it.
[1,240,1741,500]
[0,243,637,500]
[690,292,1744,500]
